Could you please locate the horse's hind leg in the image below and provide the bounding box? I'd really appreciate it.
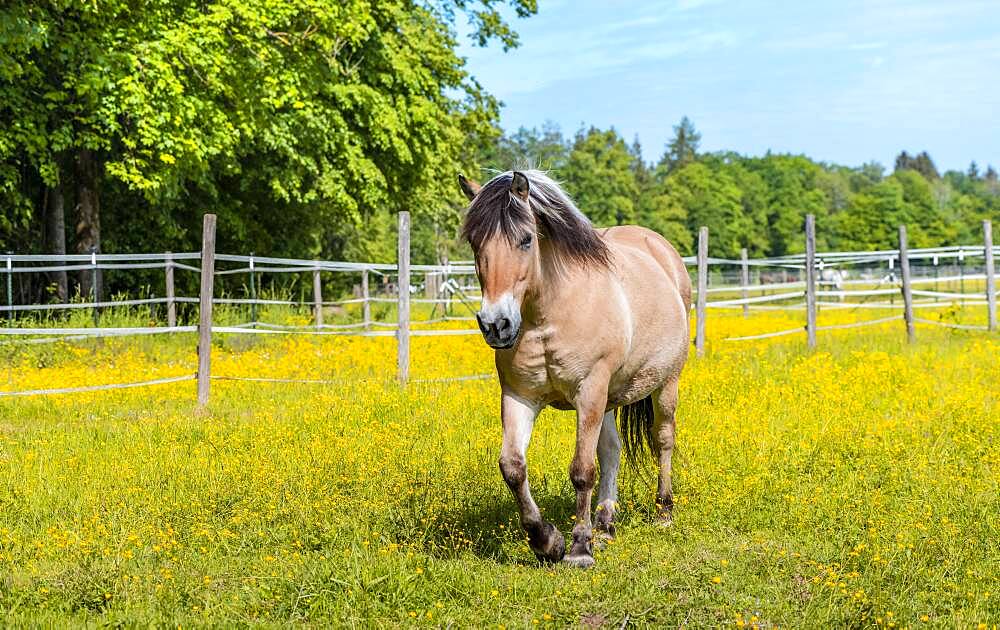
[653,377,679,525]
[498,391,565,562]
[595,411,621,539]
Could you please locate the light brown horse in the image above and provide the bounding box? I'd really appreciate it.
[459,170,691,568]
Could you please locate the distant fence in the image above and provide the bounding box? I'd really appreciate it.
[1,214,997,402]
[689,218,998,353]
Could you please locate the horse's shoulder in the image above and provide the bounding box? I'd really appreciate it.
[600,226,689,292]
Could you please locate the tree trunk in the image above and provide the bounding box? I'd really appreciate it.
[45,176,68,302]
[75,148,101,301]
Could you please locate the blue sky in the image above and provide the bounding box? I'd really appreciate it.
[456,0,1000,172]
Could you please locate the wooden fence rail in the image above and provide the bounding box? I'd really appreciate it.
[2,212,998,403]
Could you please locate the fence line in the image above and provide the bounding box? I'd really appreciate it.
[723,326,804,342]
[914,318,990,331]
[705,291,804,307]
[209,373,493,386]
[2,215,997,401]
[816,315,903,332]
[0,325,197,337]
[0,374,196,398]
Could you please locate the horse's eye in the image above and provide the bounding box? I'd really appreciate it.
[518,235,533,251]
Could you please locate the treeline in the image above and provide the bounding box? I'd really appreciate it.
[479,117,1000,259]
[0,0,535,301]
[2,1,998,306]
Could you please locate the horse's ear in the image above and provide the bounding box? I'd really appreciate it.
[458,174,480,201]
[510,171,530,202]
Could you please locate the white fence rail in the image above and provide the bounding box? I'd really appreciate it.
[2,215,998,401]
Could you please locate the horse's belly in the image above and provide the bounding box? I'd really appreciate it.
[606,362,671,408]
[606,319,687,408]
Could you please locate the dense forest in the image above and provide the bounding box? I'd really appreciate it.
[483,118,1000,259]
[2,1,998,302]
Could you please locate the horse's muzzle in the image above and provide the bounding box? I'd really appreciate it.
[476,312,519,349]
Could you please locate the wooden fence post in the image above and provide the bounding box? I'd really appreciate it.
[362,269,371,329]
[90,247,99,327]
[248,253,257,328]
[425,271,437,299]
[959,250,965,302]
[397,211,411,383]
[5,253,12,325]
[985,220,997,331]
[442,255,451,315]
[932,255,939,301]
[898,225,915,343]
[805,214,817,349]
[197,214,217,407]
[740,247,750,319]
[313,265,323,328]
[165,252,176,327]
[695,226,708,357]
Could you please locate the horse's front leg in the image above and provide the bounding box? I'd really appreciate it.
[498,391,565,562]
[565,375,610,568]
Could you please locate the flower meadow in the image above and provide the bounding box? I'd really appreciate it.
[1,308,998,627]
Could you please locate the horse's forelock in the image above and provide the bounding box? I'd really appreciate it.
[461,170,611,267]
[461,174,533,252]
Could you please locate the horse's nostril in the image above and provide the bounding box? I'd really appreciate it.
[497,317,511,332]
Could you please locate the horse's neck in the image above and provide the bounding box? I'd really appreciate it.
[523,250,610,327]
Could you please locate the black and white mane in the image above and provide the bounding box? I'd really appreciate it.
[462,170,611,267]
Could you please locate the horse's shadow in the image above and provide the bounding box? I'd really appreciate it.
[387,472,659,564]
[382,478,570,563]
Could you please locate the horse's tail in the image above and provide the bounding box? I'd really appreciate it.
[616,395,656,470]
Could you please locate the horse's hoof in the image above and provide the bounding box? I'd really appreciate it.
[530,522,566,563]
[593,530,614,550]
[562,553,596,569]
[595,514,616,539]
[656,513,673,527]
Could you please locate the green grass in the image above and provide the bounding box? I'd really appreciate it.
[0,322,998,627]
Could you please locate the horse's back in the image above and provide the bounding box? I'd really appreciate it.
[601,226,692,310]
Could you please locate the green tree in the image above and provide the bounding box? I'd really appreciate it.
[834,178,905,250]
[478,121,568,172]
[743,154,829,255]
[661,161,746,258]
[1,0,535,295]
[894,150,939,180]
[560,127,639,226]
[659,116,701,173]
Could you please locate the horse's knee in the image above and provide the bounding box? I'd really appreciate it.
[656,425,675,452]
[498,453,526,488]
[569,460,596,492]
[655,413,676,453]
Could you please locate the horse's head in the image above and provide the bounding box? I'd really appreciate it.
[459,170,610,350]
[459,172,539,349]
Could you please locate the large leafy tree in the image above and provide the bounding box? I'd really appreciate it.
[560,127,639,226]
[1,0,535,295]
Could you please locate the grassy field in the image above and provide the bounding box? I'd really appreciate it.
[1,308,999,627]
